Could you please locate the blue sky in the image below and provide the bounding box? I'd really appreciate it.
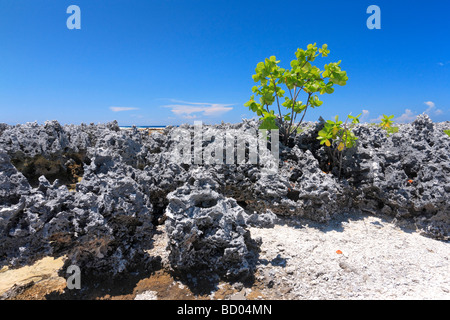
[0,0,449,126]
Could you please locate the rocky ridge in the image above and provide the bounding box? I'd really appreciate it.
[0,115,449,293]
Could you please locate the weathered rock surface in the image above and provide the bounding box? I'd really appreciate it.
[0,114,448,286]
[0,151,31,206]
[165,168,275,281]
[0,122,157,279]
[344,115,450,239]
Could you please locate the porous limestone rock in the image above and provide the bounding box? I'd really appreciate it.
[164,171,262,281]
[0,115,448,286]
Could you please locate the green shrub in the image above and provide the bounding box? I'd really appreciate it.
[317,113,361,178]
[444,130,450,137]
[380,114,399,136]
[245,43,348,144]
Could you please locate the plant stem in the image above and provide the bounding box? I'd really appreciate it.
[288,84,293,100]
[271,76,282,121]
[337,116,351,178]
[284,86,297,143]
[291,103,309,135]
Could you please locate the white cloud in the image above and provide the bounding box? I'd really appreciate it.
[181,114,198,119]
[360,109,370,123]
[369,115,383,123]
[424,101,443,116]
[110,106,139,112]
[396,109,418,123]
[424,101,435,109]
[370,101,444,125]
[162,99,234,119]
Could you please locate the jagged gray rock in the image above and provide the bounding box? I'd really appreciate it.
[0,115,448,285]
[344,114,450,238]
[165,170,259,280]
[0,150,31,206]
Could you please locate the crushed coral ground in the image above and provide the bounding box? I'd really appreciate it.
[1,214,449,300]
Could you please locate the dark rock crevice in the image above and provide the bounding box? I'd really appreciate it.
[10,152,88,189]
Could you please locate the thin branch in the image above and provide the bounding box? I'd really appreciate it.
[271,76,282,120]
[291,98,310,137]
[337,115,351,178]
[300,93,312,122]
[295,104,309,130]
[285,85,298,143]
[294,85,304,101]
[288,84,293,100]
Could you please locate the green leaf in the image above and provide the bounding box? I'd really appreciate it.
[270,56,278,62]
[244,96,255,107]
[293,101,305,113]
[282,97,293,109]
[256,62,265,72]
[290,60,299,68]
[348,113,362,124]
[310,95,323,107]
[295,48,306,61]
[259,117,279,130]
[318,130,330,138]
[307,43,317,51]
[319,44,330,57]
